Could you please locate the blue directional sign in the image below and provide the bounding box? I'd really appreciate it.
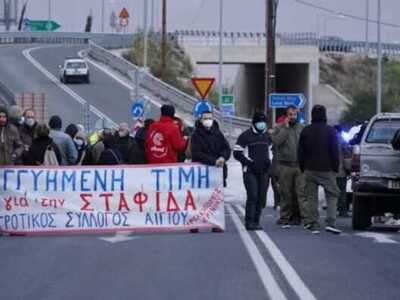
[131,101,144,118]
[193,100,213,118]
[221,104,235,117]
[269,93,306,108]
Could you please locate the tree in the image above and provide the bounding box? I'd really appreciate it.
[84,14,92,32]
[123,31,195,96]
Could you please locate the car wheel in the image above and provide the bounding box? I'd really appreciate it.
[85,75,90,84]
[63,75,69,84]
[352,194,371,230]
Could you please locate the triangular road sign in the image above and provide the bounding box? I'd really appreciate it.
[191,77,215,99]
[119,7,130,19]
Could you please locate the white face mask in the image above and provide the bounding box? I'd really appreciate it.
[25,118,35,127]
[202,119,213,129]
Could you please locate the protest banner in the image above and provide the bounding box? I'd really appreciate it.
[0,164,225,235]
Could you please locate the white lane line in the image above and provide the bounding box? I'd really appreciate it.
[235,205,317,300]
[227,205,287,300]
[22,46,117,127]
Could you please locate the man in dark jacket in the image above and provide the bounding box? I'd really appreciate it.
[234,112,270,230]
[191,110,231,187]
[298,105,341,234]
[116,122,146,164]
[0,106,24,165]
[145,105,187,164]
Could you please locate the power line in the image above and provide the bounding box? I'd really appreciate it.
[296,0,400,29]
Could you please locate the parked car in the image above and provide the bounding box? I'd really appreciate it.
[351,113,400,230]
[59,58,90,84]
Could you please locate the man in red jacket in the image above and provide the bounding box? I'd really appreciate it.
[145,105,188,164]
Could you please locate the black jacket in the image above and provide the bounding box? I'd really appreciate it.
[25,136,62,165]
[233,127,270,174]
[98,147,122,165]
[298,121,339,173]
[191,121,231,165]
[116,135,138,163]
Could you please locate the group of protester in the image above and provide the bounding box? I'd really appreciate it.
[0,102,348,235]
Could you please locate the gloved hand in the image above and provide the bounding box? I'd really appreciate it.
[215,157,225,168]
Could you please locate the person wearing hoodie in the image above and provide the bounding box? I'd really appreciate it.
[298,105,341,235]
[49,115,78,165]
[25,123,62,165]
[145,105,188,164]
[233,112,271,231]
[0,106,24,165]
[191,110,231,187]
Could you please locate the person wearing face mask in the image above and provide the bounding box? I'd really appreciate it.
[191,110,231,187]
[269,105,309,229]
[0,106,24,166]
[20,109,37,147]
[233,112,271,231]
[115,122,146,164]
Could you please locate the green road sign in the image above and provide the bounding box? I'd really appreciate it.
[221,94,234,105]
[24,19,61,31]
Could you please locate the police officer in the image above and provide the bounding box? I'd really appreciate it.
[234,112,270,230]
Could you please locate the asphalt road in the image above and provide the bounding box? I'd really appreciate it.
[0,44,400,300]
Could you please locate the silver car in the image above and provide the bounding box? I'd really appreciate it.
[59,58,90,84]
[352,113,400,230]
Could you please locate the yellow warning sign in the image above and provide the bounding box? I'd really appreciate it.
[119,7,130,19]
[191,77,215,99]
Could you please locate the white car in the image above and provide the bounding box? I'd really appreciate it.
[59,58,90,84]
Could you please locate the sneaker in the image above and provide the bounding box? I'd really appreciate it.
[325,226,342,234]
[211,227,224,233]
[304,224,312,230]
[311,229,320,234]
[281,224,291,229]
[190,229,199,233]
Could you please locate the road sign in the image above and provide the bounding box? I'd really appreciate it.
[221,104,235,117]
[221,94,234,105]
[119,7,130,19]
[192,77,215,99]
[23,19,60,31]
[268,93,306,108]
[193,101,213,118]
[131,101,144,118]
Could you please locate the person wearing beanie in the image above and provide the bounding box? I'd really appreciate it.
[233,111,271,230]
[48,115,77,165]
[0,106,23,165]
[298,104,341,234]
[145,104,187,164]
[269,105,309,228]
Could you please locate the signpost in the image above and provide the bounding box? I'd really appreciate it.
[23,19,60,31]
[193,101,213,119]
[191,77,215,99]
[268,93,306,108]
[220,94,235,117]
[119,7,129,31]
[131,101,144,119]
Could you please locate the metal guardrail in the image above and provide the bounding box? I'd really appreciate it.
[87,41,251,134]
[0,80,15,106]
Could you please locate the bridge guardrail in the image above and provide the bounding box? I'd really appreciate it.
[87,41,252,134]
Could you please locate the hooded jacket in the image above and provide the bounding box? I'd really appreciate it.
[145,116,187,164]
[25,136,62,165]
[191,120,231,166]
[0,107,24,165]
[298,105,339,173]
[270,121,304,164]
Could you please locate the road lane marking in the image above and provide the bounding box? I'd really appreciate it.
[22,46,117,127]
[356,232,398,244]
[227,205,287,300]
[99,231,140,244]
[235,205,317,300]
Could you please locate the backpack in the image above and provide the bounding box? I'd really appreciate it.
[43,145,59,166]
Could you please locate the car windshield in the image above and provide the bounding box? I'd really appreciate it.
[66,62,86,69]
[366,119,400,144]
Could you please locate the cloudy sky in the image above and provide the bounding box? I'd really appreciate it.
[18,0,400,42]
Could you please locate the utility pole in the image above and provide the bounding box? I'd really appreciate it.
[143,0,148,70]
[150,0,154,31]
[377,0,382,114]
[265,0,277,127]
[161,0,167,81]
[101,0,105,33]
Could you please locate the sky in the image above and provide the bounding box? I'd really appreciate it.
[7,0,400,43]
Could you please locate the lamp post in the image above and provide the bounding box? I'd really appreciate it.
[143,0,148,70]
[377,0,382,114]
[365,0,370,55]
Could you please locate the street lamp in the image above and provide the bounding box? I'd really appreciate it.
[377,0,382,114]
[365,0,370,55]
